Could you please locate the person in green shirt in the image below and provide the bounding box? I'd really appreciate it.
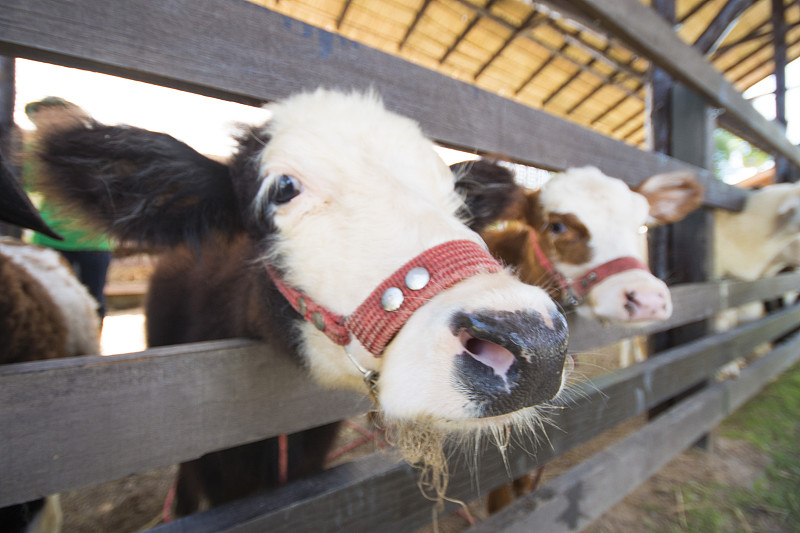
[24,97,113,323]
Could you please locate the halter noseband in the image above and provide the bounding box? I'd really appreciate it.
[267,239,503,356]
[528,229,649,307]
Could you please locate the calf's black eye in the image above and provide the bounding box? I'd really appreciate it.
[549,221,566,234]
[271,175,302,204]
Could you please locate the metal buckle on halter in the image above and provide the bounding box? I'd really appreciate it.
[563,284,583,308]
[344,345,380,402]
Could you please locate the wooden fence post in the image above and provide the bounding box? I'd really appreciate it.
[0,55,23,238]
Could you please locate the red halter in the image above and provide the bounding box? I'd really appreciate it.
[267,240,503,356]
[528,230,649,307]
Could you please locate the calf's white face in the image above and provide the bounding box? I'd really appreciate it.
[251,91,568,428]
[715,182,800,280]
[536,167,702,323]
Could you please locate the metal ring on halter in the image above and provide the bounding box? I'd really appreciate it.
[344,345,379,397]
[564,285,583,308]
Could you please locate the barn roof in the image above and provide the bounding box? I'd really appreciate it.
[251,0,798,150]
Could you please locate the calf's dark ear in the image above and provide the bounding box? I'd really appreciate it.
[452,159,522,232]
[38,122,243,247]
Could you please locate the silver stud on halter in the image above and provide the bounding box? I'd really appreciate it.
[381,267,431,312]
[381,287,404,311]
[405,267,430,290]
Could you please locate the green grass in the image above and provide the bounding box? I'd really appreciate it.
[651,361,800,532]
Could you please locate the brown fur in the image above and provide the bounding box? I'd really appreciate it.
[144,234,343,515]
[482,190,593,300]
[0,252,68,363]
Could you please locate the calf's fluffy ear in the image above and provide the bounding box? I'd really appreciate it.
[451,159,523,232]
[38,122,243,247]
[634,171,704,225]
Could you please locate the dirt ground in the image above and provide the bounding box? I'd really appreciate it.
[55,256,772,531]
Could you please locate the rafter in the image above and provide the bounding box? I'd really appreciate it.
[515,44,565,97]
[398,0,435,50]
[721,29,800,86]
[440,0,498,65]
[694,0,758,54]
[335,0,354,30]
[552,20,646,80]
[712,22,772,57]
[678,0,716,25]
[543,40,612,107]
[472,11,546,80]
[569,67,644,117]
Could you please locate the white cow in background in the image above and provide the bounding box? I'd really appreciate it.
[714,182,800,378]
[715,182,800,280]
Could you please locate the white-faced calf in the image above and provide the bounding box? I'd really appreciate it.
[37,90,569,512]
[472,163,703,324]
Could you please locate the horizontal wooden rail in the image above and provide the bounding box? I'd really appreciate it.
[2,276,797,507]
[0,0,745,210]
[149,303,800,532]
[568,270,800,351]
[0,340,371,507]
[469,331,800,532]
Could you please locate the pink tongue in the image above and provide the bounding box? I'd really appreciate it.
[463,335,515,377]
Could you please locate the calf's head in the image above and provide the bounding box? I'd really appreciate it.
[38,89,568,432]
[715,182,800,280]
[477,164,703,324]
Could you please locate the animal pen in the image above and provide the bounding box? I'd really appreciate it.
[2,0,800,531]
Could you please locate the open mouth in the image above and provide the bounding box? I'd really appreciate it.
[458,329,516,380]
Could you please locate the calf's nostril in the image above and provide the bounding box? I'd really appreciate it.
[460,331,515,378]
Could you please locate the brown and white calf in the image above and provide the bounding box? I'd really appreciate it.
[37,89,570,513]
[472,163,703,324]
[0,156,100,533]
[452,160,702,513]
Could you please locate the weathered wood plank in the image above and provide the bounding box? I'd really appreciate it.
[150,306,800,532]
[2,276,798,506]
[569,0,800,167]
[0,0,745,210]
[467,332,800,533]
[0,340,371,506]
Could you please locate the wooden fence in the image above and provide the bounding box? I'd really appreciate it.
[2,1,799,531]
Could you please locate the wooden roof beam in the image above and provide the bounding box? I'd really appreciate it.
[513,35,644,102]
[721,31,800,85]
[440,0,498,65]
[335,0,353,30]
[543,41,611,107]
[694,0,758,55]
[572,71,644,118]
[548,19,646,80]
[713,23,772,57]
[398,0,435,50]
[678,0,716,25]
[472,11,546,80]
[515,46,563,96]
[568,0,800,167]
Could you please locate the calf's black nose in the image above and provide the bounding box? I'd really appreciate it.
[450,309,568,418]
